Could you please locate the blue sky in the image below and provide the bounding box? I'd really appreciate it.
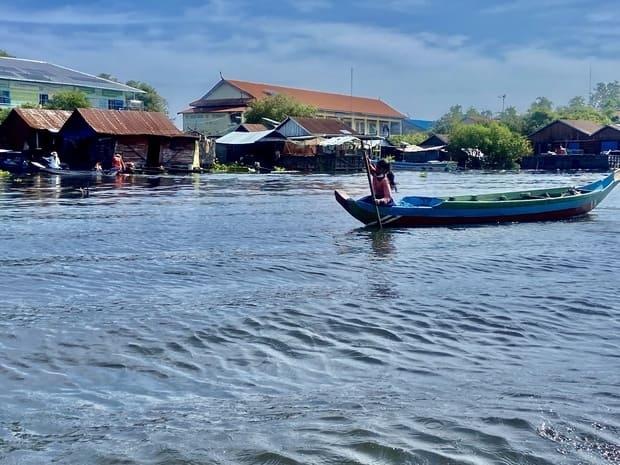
[1,0,618,121]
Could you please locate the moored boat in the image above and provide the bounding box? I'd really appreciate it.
[30,161,119,177]
[335,170,620,227]
[391,160,457,172]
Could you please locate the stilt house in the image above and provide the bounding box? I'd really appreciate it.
[59,109,197,170]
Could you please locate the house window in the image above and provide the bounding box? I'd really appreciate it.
[39,94,49,106]
[368,121,377,135]
[356,121,366,134]
[0,90,10,105]
[108,99,124,110]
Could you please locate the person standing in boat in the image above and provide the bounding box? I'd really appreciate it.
[368,158,395,206]
[112,153,126,172]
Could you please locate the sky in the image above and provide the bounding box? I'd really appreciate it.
[1,0,619,122]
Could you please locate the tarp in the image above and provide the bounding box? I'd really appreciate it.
[401,144,446,153]
[318,136,360,146]
[216,130,275,145]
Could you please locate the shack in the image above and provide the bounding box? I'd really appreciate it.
[0,108,71,153]
[274,117,365,172]
[528,119,602,155]
[59,109,198,170]
[215,129,286,165]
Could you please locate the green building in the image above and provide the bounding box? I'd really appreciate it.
[0,57,144,110]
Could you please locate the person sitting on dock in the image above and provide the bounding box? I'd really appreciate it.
[112,153,126,172]
[368,158,395,206]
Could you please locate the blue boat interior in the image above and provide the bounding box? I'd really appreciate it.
[398,196,445,207]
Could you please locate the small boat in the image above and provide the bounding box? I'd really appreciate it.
[391,160,457,172]
[30,161,119,177]
[335,170,620,227]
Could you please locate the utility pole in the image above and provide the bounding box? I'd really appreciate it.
[499,94,506,115]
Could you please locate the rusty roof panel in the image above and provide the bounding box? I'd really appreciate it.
[76,108,183,137]
[226,79,406,119]
[14,108,72,131]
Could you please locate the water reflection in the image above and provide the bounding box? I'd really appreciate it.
[369,229,397,258]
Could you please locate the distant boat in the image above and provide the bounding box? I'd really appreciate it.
[335,170,619,227]
[391,160,457,172]
[30,161,119,177]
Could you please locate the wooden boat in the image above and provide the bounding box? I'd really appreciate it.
[31,161,119,177]
[335,170,620,227]
[391,160,457,172]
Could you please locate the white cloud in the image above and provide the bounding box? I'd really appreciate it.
[1,2,618,120]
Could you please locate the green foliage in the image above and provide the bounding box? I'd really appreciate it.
[211,161,251,173]
[498,106,524,134]
[244,94,316,124]
[389,132,428,146]
[0,107,10,124]
[433,105,465,134]
[590,81,620,114]
[0,49,14,57]
[126,80,168,113]
[97,73,119,82]
[45,90,91,110]
[557,97,609,124]
[448,122,532,169]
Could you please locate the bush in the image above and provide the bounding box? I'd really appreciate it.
[448,123,532,169]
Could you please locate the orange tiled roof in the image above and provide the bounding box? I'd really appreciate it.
[225,79,405,119]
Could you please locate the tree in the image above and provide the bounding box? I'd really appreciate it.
[0,107,10,123]
[125,80,168,113]
[0,49,14,58]
[590,81,620,113]
[389,132,428,147]
[557,96,609,124]
[448,122,531,169]
[521,98,557,135]
[498,106,523,134]
[97,73,119,82]
[45,90,91,110]
[244,94,316,124]
[433,105,465,134]
[529,96,554,112]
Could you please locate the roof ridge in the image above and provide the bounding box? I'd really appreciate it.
[226,78,386,103]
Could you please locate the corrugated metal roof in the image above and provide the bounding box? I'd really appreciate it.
[284,117,357,136]
[75,109,184,137]
[558,119,604,135]
[192,79,406,119]
[236,123,268,132]
[13,108,71,131]
[216,130,278,144]
[0,57,144,93]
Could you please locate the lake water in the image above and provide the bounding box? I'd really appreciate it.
[1,170,619,465]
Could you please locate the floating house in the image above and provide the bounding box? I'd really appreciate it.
[0,57,144,110]
[419,133,450,148]
[182,78,406,137]
[0,108,70,153]
[215,129,286,165]
[591,124,620,152]
[528,119,602,155]
[274,117,365,172]
[59,109,197,170]
[522,119,620,171]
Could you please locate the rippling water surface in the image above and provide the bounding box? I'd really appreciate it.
[1,171,619,465]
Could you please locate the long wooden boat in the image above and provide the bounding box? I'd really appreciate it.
[335,170,620,227]
[31,161,119,177]
[391,160,457,172]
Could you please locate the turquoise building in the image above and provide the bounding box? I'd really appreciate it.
[0,57,144,110]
